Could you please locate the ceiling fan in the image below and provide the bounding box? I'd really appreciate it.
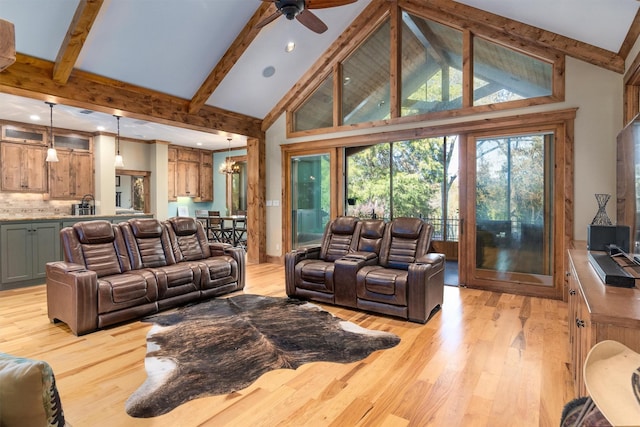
[256,0,358,34]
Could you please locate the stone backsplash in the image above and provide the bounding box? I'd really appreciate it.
[0,193,74,218]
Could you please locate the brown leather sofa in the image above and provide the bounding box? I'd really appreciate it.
[46,217,245,335]
[285,216,445,323]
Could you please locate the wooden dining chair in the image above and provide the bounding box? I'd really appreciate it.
[234,210,247,248]
[208,210,233,244]
[194,209,211,239]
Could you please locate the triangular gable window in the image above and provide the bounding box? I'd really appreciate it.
[473,36,552,105]
[290,5,559,133]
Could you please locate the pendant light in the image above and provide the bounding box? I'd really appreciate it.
[114,115,124,168]
[45,102,59,162]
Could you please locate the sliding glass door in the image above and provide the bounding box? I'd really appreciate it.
[290,153,331,249]
[468,132,554,288]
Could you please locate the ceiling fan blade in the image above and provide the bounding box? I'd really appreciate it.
[256,10,283,29]
[306,0,357,9]
[296,9,328,33]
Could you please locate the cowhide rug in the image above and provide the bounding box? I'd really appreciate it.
[125,294,400,418]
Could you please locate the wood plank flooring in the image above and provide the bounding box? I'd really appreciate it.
[0,263,575,426]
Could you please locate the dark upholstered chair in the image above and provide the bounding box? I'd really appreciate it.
[48,220,158,335]
[285,216,361,303]
[121,218,201,310]
[355,217,445,323]
[164,216,245,298]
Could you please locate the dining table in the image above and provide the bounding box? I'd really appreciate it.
[196,214,246,247]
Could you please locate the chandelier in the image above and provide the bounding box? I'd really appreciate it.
[219,137,240,175]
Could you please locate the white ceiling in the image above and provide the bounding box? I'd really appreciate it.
[0,0,638,149]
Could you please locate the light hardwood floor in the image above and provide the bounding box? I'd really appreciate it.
[0,263,574,426]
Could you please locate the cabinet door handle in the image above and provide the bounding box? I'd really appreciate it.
[576,318,585,328]
[569,289,576,296]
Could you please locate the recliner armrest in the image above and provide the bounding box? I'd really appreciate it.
[46,262,99,336]
[208,242,234,257]
[415,253,445,269]
[284,245,321,296]
[344,251,378,262]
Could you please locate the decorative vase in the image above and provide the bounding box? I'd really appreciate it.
[591,193,612,226]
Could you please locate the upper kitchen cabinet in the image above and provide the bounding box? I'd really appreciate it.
[48,132,93,199]
[168,147,177,201]
[169,146,213,200]
[1,142,47,192]
[1,124,46,145]
[198,150,213,202]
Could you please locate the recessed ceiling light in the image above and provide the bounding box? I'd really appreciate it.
[96,125,105,131]
[263,66,276,78]
[30,114,40,121]
[196,142,202,146]
[285,41,295,53]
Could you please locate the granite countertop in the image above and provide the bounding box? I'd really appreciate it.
[0,213,153,222]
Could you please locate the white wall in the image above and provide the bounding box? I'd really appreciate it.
[264,57,624,257]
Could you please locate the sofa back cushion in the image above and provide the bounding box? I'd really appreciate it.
[320,216,361,262]
[165,217,211,261]
[64,220,128,277]
[356,219,386,255]
[121,218,175,269]
[379,218,432,270]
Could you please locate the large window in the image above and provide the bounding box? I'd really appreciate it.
[291,5,558,133]
[401,13,463,116]
[345,136,459,240]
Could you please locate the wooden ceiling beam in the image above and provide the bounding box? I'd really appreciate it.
[53,0,103,84]
[402,0,624,74]
[188,2,277,115]
[619,7,640,60]
[0,54,264,139]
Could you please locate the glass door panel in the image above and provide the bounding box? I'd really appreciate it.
[291,153,331,249]
[472,133,553,287]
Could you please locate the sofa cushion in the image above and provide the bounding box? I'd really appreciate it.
[97,271,158,314]
[129,218,163,238]
[0,353,68,427]
[168,217,198,236]
[356,266,408,306]
[321,216,360,262]
[295,259,335,293]
[74,220,114,244]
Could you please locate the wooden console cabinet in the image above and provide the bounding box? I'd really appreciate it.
[567,248,640,396]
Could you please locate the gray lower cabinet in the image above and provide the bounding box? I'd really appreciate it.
[0,222,61,288]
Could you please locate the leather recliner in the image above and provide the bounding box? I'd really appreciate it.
[47,217,245,335]
[164,216,244,298]
[285,216,361,303]
[356,217,445,323]
[48,220,159,335]
[120,218,202,311]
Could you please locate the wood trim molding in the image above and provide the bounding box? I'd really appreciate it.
[0,54,264,139]
[619,7,640,59]
[0,19,16,72]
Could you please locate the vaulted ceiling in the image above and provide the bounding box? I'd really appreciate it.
[0,0,638,150]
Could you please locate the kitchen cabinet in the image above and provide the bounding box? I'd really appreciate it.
[169,146,213,199]
[1,142,47,192]
[168,147,177,201]
[48,150,93,199]
[0,221,60,287]
[1,124,46,144]
[177,160,199,197]
[567,248,640,397]
[198,150,213,201]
